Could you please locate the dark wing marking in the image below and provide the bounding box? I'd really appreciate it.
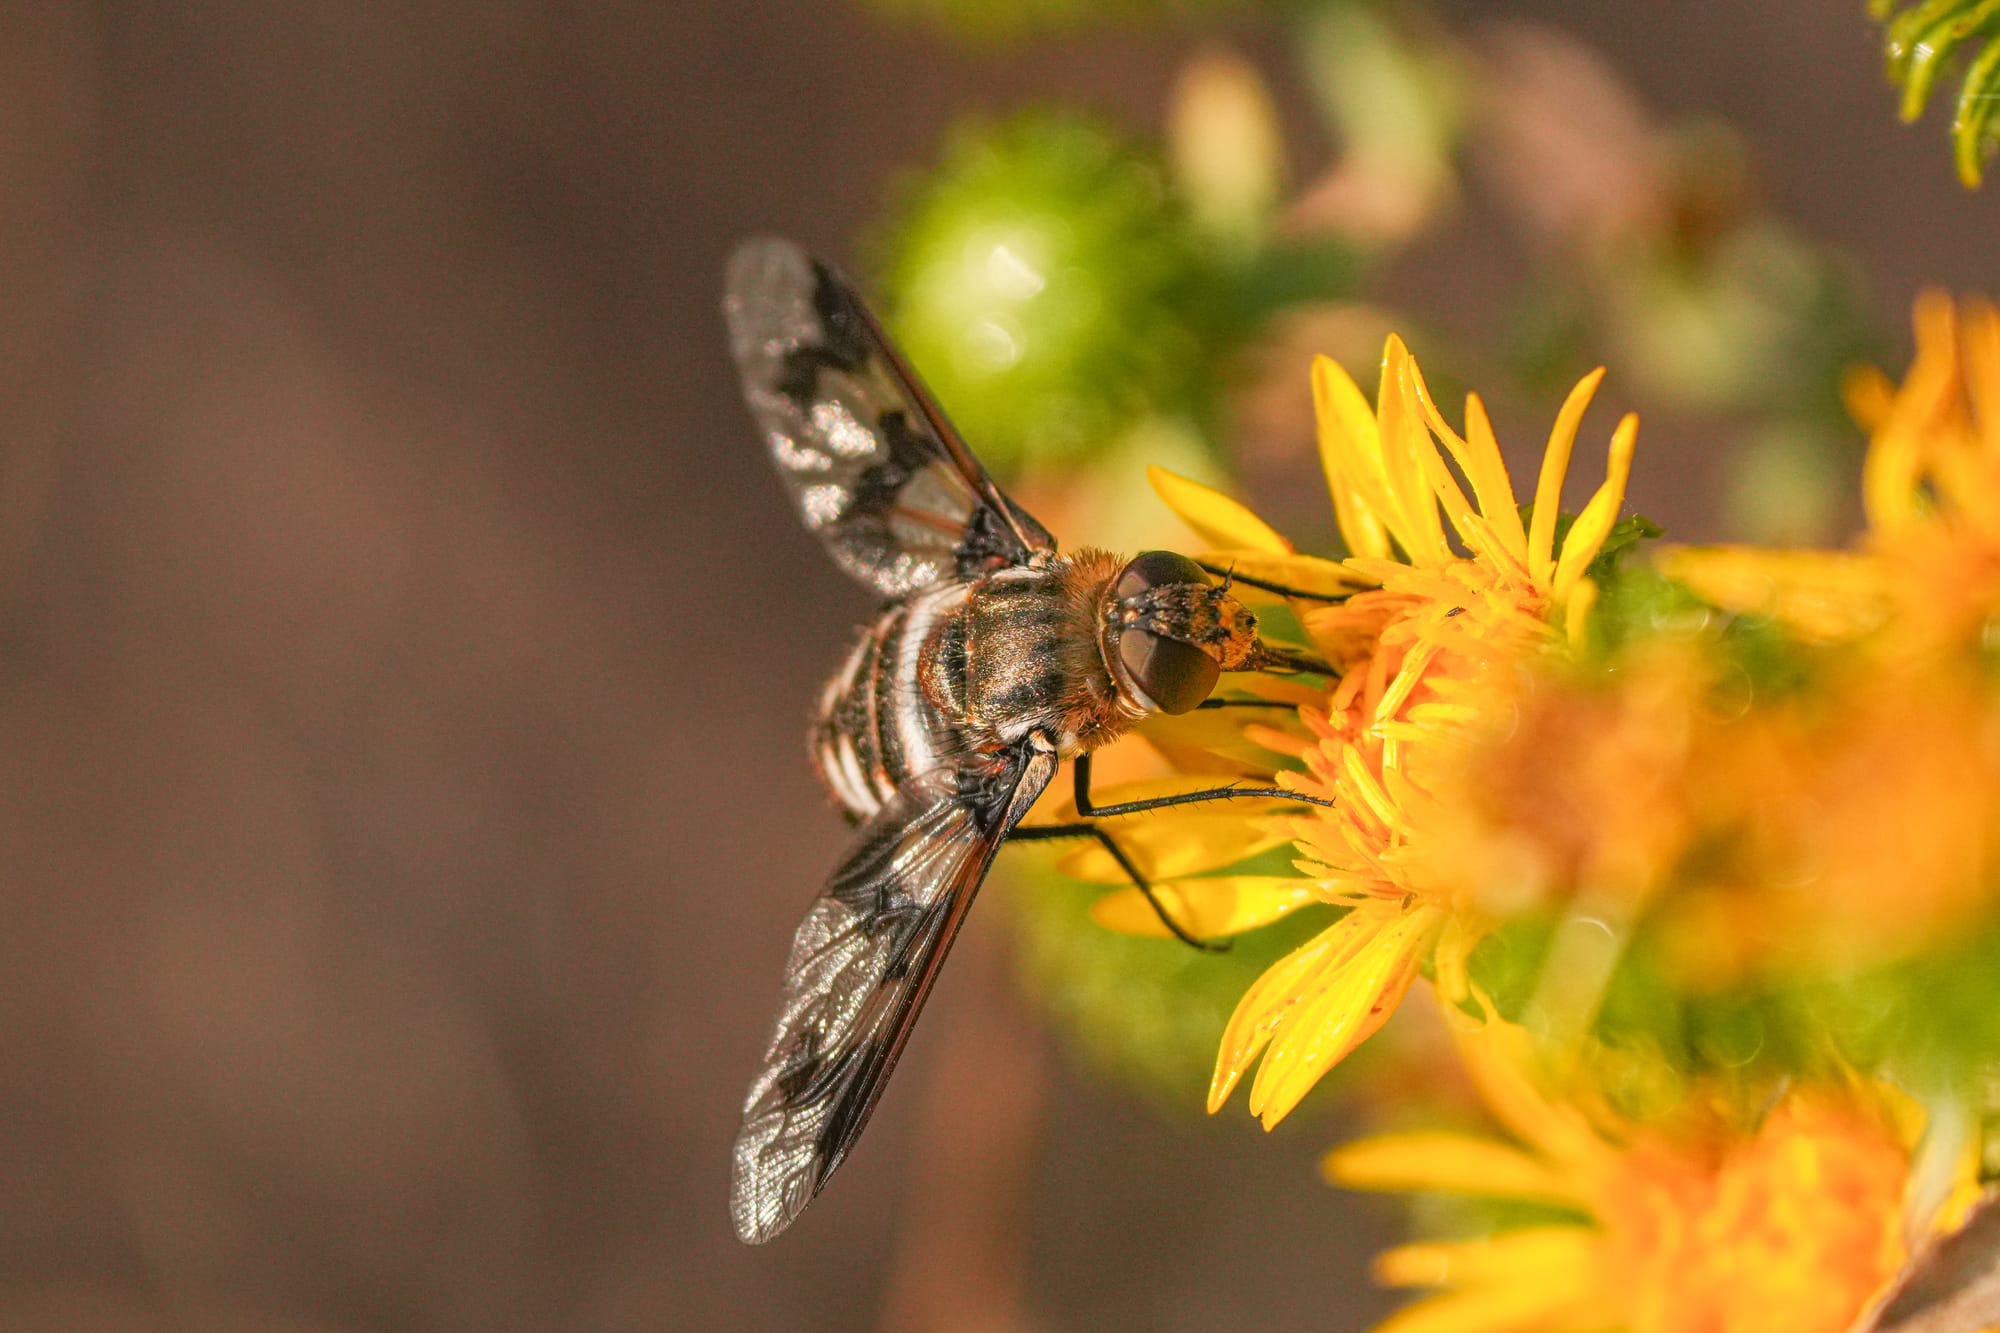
[724,236,1055,598]
[729,746,1057,1243]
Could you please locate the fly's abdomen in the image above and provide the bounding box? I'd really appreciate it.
[811,584,969,820]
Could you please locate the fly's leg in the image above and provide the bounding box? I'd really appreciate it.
[1008,822,1226,953]
[1069,751,1333,819]
[1008,754,1337,953]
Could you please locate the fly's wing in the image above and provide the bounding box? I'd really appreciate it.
[724,236,1055,598]
[730,747,1057,1244]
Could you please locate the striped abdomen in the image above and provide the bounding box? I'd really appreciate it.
[811,582,971,821]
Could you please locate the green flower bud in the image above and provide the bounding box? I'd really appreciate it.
[876,111,1221,471]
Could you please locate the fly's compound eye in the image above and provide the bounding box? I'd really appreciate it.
[1108,550,1231,712]
[1114,550,1213,602]
[1117,627,1220,714]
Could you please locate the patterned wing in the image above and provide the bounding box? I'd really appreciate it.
[724,236,1055,598]
[729,747,1057,1244]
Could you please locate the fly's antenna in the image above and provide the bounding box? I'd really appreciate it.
[1193,560,1356,604]
[1245,640,1337,677]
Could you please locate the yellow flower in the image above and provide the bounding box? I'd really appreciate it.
[1411,636,1709,1008]
[1424,637,2000,987]
[1127,335,1640,1128]
[1325,1014,1938,1333]
[1664,292,2000,656]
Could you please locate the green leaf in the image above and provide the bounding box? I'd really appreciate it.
[1875,0,2000,187]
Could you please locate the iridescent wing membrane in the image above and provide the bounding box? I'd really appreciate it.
[725,238,1062,1243]
[730,753,1057,1244]
[723,236,1053,598]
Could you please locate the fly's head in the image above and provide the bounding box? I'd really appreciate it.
[1097,551,1261,716]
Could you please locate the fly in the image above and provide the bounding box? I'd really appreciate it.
[723,237,1340,1243]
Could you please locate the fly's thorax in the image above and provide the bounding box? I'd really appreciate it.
[951,552,1131,752]
[1097,550,1259,715]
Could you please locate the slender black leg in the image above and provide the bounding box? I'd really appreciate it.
[1010,823,1227,953]
[1195,698,1301,711]
[1008,756,1336,952]
[1248,642,1339,676]
[1069,751,1333,818]
[1194,562,1354,604]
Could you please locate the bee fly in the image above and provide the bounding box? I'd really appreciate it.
[724,237,1338,1244]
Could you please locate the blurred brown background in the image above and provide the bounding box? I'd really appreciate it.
[0,3,1989,1331]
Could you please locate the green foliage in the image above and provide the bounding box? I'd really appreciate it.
[1809,918,2000,1084]
[866,0,1274,43]
[1873,0,2000,187]
[1587,564,1711,661]
[1519,505,1678,660]
[1463,914,1555,1025]
[1470,912,1811,1119]
[1583,514,1667,583]
[1468,889,2000,1119]
[1586,533,1837,705]
[1003,855,1341,1111]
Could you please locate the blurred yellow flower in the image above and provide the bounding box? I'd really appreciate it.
[1665,292,2000,656]
[1124,336,1640,1128]
[1326,1014,1934,1333]
[1426,639,2000,986]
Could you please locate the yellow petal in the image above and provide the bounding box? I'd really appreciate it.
[1447,1008,1609,1172]
[1843,363,1898,432]
[1561,577,1597,650]
[1136,705,1305,772]
[1398,358,1491,555]
[1862,421,1926,535]
[1865,291,1962,533]
[1055,811,1287,883]
[1966,298,2000,454]
[1528,368,1606,585]
[1431,913,1477,1005]
[1380,337,1452,564]
[1208,915,1361,1111]
[1312,354,1395,559]
[1341,745,1401,833]
[1090,876,1323,939]
[1463,394,1530,562]
[1404,362,1519,535]
[1240,722,1310,758]
[1369,1232,1610,1333]
[1147,465,1292,555]
[1549,411,1638,603]
[1657,545,1891,644]
[1194,549,1372,603]
[1450,512,1527,583]
[1324,1132,1584,1208]
[1373,638,1440,726]
[1247,903,1439,1126]
[1374,1228,1600,1293]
